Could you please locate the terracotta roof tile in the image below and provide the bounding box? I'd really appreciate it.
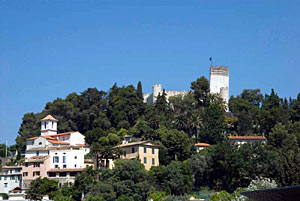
[41,114,58,121]
[48,140,70,145]
[47,131,77,137]
[27,136,38,141]
[48,168,85,172]
[228,136,266,140]
[114,141,159,148]
[195,143,211,147]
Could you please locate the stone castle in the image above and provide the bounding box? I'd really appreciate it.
[143,66,229,106]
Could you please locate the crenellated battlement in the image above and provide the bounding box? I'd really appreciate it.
[210,66,229,76]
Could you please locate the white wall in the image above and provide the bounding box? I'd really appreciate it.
[49,149,85,169]
[26,137,50,151]
[69,132,85,145]
[25,150,49,159]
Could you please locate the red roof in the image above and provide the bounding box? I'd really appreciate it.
[228,136,266,140]
[26,131,77,141]
[48,131,77,137]
[41,114,58,121]
[48,168,84,172]
[27,136,38,141]
[195,143,211,147]
[48,140,70,145]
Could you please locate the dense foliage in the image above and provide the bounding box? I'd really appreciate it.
[18,77,300,200]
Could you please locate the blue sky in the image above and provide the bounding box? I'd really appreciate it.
[1,0,300,145]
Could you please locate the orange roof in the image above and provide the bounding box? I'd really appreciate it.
[48,131,77,137]
[27,136,38,141]
[228,136,266,140]
[41,114,58,121]
[77,144,88,147]
[48,168,85,173]
[43,136,56,140]
[195,143,211,147]
[48,140,70,145]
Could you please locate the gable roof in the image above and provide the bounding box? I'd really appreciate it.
[26,131,78,141]
[228,136,266,140]
[48,131,77,137]
[195,143,211,147]
[48,140,70,145]
[114,141,159,148]
[41,114,58,121]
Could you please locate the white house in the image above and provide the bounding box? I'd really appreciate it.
[0,166,22,194]
[22,115,89,188]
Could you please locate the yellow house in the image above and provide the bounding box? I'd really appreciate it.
[115,141,159,171]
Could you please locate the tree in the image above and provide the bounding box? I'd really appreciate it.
[148,161,192,196]
[16,113,40,151]
[190,76,210,107]
[229,89,262,135]
[86,195,105,201]
[136,81,143,100]
[26,177,59,200]
[91,134,121,169]
[267,123,300,186]
[260,89,289,136]
[200,103,226,144]
[291,93,300,122]
[107,84,145,128]
[159,129,192,163]
[113,159,147,183]
[187,153,213,189]
[87,182,116,201]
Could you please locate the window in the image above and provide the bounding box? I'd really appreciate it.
[34,163,40,168]
[74,164,77,168]
[123,151,126,157]
[39,142,42,145]
[63,164,67,169]
[53,156,59,163]
[49,172,56,177]
[25,163,28,167]
[59,172,67,177]
[33,171,40,177]
[144,147,147,153]
[63,156,66,163]
[10,176,14,180]
[23,172,28,177]
[44,122,47,129]
[4,183,7,188]
[55,165,59,169]
[36,151,40,156]
[4,176,7,180]
[0,176,1,180]
[74,156,77,159]
[144,157,147,164]
[152,158,155,165]
[152,148,155,154]
[70,172,77,177]
[132,147,135,153]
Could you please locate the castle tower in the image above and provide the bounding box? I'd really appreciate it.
[210,66,229,109]
[41,114,58,136]
[152,84,162,103]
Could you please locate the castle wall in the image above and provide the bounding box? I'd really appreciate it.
[143,65,229,106]
[210,66,229,107]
